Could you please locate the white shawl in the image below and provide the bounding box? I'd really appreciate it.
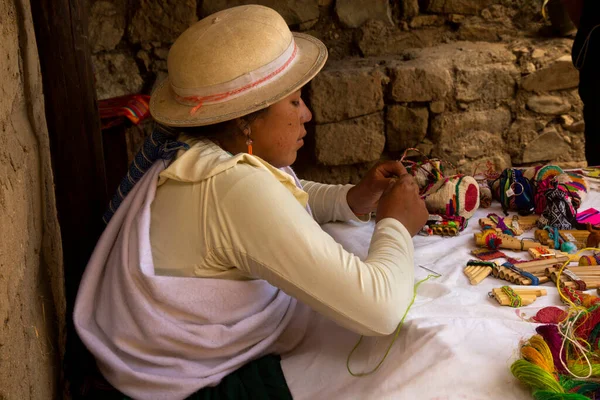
[74,161,310,400]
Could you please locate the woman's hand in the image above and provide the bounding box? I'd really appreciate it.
[346,161,410,216]
[377,174,429,236]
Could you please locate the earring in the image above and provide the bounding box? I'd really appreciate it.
[244,127,253,155]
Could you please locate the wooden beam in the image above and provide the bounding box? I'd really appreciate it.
[29,0,108,394]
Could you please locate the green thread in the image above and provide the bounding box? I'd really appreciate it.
[346,274,437,377]
[454,176,465,216]
[502,285,522,308]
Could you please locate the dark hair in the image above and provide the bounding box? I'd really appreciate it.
[156,107,269,141]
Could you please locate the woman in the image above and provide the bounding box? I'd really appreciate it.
[74,5,428,400]
[562,0,600,166]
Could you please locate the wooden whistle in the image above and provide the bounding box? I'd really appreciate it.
[474,232,543,251]
[491,287,547,307]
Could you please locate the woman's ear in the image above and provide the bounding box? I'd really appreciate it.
[234,117,249,134]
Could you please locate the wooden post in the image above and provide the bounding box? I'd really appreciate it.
[29,0,108,395]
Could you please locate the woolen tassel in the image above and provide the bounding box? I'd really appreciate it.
[521,335,555,374]
[511,360,565,394]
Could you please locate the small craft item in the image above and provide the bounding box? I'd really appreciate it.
[491,168,535,216]
[471,247,507,261]
[536,179,578,230]
[426,214,466,236]
[418,225,433,236]
[534,228,590,250]
[528,246,579,264]
[555,171,589,207]
[500,261,542,285]
[583,166,600,179]
[528,247,568,262]
[510,287,600,399]
[474,230,542,251]
[489,259,556,285]
[579,253,600,266]
[577,207,600,226]
[401,148,480,220]
[585,224,600,248]
[523,164,563,183]
[548,267,600,290]
[479,213,523,236]
[472,161,499,209]
[463,260,496,285]
[527,165,588,212]
[511,215,539,232]
[490,286,546,307]
[98,94,151,130]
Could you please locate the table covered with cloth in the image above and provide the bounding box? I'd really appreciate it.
[281,189,600,400]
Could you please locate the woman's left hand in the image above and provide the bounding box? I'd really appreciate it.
[346,160,411,216]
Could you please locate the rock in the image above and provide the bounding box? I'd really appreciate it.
[505,118,542,156]
[309,66,387,124]
[417,138,434,156]
[153,47,170,60]
[151,59,168,73]
[522,128,570,163]
[386,106,429,152]
[202,1,319,28]
[456,64,517,102]
[92,52,144,100]
[560,114,574,127]
[152,71,169,93]
[295,163,374,184]
[457,22,502,42]
[425,0,494,15]
[402,0,420,19]
[523,62,536,74]
[481,9,492,20]
[315,113,385,165]
[136,50,151,70]
[458,155,512,177]
[563,135,572,144]
[430,101,445,114]
[409,15,445,29]
[129,0,197,44]
[434,130,510,173]
[556,161,588,169]
[430,108,512,142]
[527,95,571,115]
[565,120,585,133]
[357,20,426,57]
[531,48,545,59]
[318,0,334,6]
[389,62,453,102]
[512,46,529,56]
[336,0,392,28]
[424,42,516,68]
[448,14,465,23]
[521,55,579,92]
[88,1,126,53]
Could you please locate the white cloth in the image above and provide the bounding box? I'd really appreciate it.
[73,161,310,400]
[282,189,600,400]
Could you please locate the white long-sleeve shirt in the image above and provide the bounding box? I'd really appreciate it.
[150,138,415,336]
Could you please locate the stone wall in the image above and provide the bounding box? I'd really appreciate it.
[88,0,586,183]
[0,0,66,398]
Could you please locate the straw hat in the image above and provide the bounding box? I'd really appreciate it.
[150,5,328,127]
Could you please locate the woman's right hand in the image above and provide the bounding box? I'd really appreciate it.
[376,173,429,236]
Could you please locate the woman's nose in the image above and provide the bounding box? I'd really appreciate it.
[300,98,312,123]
